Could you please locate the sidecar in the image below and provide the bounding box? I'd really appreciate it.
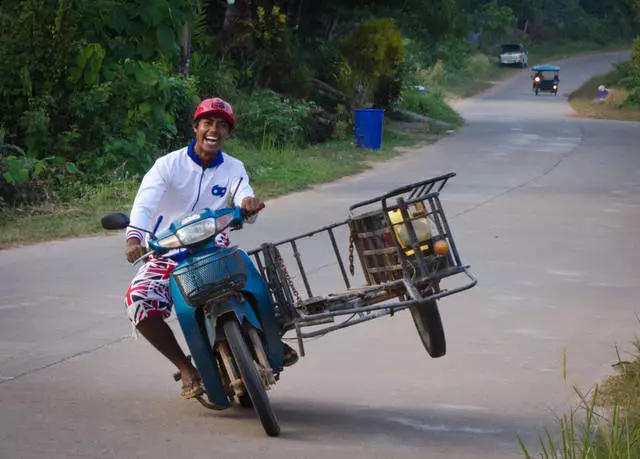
[249,172,477,358]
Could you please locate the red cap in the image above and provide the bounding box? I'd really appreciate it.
[193,98,235,128]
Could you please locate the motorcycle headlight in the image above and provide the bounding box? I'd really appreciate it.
[176,218,217,246]
[215,212,234,231]
[157,234,182,249]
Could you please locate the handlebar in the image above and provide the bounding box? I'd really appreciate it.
[128,205,263,265]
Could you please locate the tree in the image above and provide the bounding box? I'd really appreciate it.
[339,18,404,108]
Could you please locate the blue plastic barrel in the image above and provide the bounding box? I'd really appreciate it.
[354,108,385,150]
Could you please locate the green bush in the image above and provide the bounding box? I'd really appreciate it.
[339,18,405,108]
[232,90,316,147]
[0,0,196,184]
[373,75,403,110]
[400,90,463,126]
[464,53,494,78]
[606,37,640,108]
[632,36,640,70]
[190,52,239,100]
[432,39,475,73]
[0,152,84,208]
[58,61,199,177]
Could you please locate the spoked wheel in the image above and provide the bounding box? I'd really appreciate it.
[410,299,446,358]
[223,318,280,437]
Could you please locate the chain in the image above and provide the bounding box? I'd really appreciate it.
[273,247,303,305]
[348,230,355,276]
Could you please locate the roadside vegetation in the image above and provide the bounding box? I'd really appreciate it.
[1,0,639,249]
[518,341,640,458]
[569,37,640,122]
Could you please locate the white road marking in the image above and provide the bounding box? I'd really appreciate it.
[435,404,489,412]
[546,269,583,278]
[505,329,559,340]
[391,417,503,435]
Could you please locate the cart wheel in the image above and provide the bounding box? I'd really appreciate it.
[410,300,446,358]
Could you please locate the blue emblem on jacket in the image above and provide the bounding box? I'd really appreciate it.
[212,185,227,197]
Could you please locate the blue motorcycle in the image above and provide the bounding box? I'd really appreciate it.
[103,173,478,438]
[102,205,285,437]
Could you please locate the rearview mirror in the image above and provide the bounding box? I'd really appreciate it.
[101,213,130,230]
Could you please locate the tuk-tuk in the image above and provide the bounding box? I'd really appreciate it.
[531,65,560,96]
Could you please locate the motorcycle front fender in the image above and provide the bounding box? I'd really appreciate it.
[171,277,231,408]
[239,250,285,370]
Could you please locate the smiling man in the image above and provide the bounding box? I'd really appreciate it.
[123,98,297,400]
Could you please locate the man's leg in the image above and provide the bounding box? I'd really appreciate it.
[125,257,203,398]
[136,315,203,396]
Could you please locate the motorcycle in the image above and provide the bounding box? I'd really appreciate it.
[103,204,284,436]
[102,172,477,437]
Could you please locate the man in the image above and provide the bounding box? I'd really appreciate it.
[124,97,297,399]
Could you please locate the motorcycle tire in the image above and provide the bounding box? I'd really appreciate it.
[410,299,446,358]
[238,392,253,408]
[223,318,280,437]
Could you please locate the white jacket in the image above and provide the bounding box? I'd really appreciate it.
[126,141,256,242]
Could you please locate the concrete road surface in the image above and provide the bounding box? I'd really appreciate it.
[1,51,638,459]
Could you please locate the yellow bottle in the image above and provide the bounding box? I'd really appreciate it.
[387,208,431,255]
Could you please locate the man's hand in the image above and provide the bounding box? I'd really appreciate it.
[241,197,265,215]
[126,238,146,263]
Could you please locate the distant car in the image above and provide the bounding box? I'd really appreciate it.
[499,43,528,68]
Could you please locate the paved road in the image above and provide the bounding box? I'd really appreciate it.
[1,51,638,459]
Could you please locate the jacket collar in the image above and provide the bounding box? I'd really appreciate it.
[187,140,224,169]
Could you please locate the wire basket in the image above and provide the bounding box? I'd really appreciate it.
[172,248,248,306]
[348,174,459,286]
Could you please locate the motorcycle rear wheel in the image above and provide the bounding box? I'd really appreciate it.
[223,318,280,437]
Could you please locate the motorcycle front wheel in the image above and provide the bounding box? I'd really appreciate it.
[223,318,280,437]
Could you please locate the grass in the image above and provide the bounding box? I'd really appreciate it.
[0,127,434,249]
[440,54,521,99]
[569,74,640,122]
[518,342,640,458]
[599,342,640,416]
[0,179,139,248]
[229,128,426,199]
[518,385,640,458]
[400,90,464,126]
